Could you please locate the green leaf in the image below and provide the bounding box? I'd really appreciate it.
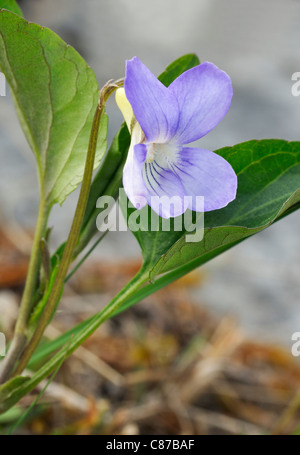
[0,0,23,16]
[158,53,200,86]
[0,10,107,206]
[121,201,194,269]
[150,140,300,278]
[28,318,91,369]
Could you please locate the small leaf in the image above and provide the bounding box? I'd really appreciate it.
[0,10,107,206]
[158,53,200,87]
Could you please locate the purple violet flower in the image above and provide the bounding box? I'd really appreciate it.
[116,57,237,219]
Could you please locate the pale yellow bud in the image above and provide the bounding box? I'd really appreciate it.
[115,88,135,132]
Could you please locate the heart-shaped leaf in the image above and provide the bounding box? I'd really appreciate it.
[0,10,107,206]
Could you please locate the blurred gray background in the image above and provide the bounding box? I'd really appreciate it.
[0,0,300,345]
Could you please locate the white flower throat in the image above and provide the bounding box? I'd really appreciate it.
[145,142,179,169]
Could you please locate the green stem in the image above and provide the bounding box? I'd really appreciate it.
[16,200,49,333]
[13,80,123,377]
[0,198,49,383]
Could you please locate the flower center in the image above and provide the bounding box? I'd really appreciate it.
[145,142,179,169]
